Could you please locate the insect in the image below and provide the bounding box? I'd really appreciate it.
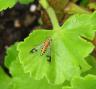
[41,38,52,55]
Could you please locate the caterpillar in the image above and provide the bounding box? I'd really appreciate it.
[41,38,52,55]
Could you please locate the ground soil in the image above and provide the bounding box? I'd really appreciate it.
[0,2,41,68]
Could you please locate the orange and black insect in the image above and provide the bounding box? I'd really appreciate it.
[41,38,52,55]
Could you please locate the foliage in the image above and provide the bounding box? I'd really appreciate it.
[0,0,17,11]
[18,0,34,4]
[17,12,96,84]
[63,56,96,89]
[1,43,62,89]
[0,0,34,11]
[63,75,96,89]
[0,0,96,89]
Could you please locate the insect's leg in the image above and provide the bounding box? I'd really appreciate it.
[46,55,51,62]
[30,48,38,53]
[30,45,42,54]
[46,45,51,62]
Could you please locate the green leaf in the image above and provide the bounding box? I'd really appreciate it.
[63,75,96,89]
[5,43,18,68]
[82,55,96,76]
[17,13,96,84]
[0,65,62,89]
[62,13,96,38]
[0,68,12,89]
[0,0,35,11]
[18,0,34,4]
[10,58,62,89]
[3,44,62,89]
[80,0,89,6]
[0,0,17,11]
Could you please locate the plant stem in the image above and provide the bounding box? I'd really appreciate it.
[40,0,60,30]
[47,7,60,30]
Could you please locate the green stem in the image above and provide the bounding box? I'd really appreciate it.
[47,7,60,30]
[40,0,60,30]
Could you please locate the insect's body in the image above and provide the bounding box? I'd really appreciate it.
[41,38,52,55]
[30,38,52,62]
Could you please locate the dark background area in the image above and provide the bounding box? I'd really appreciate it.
[0,0,40,66]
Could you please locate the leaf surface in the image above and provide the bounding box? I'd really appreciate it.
[63,75,96,89]
[18,0,34,4]
[3,43,62,89]
[17,13,96,84]
[0,0,17,11]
